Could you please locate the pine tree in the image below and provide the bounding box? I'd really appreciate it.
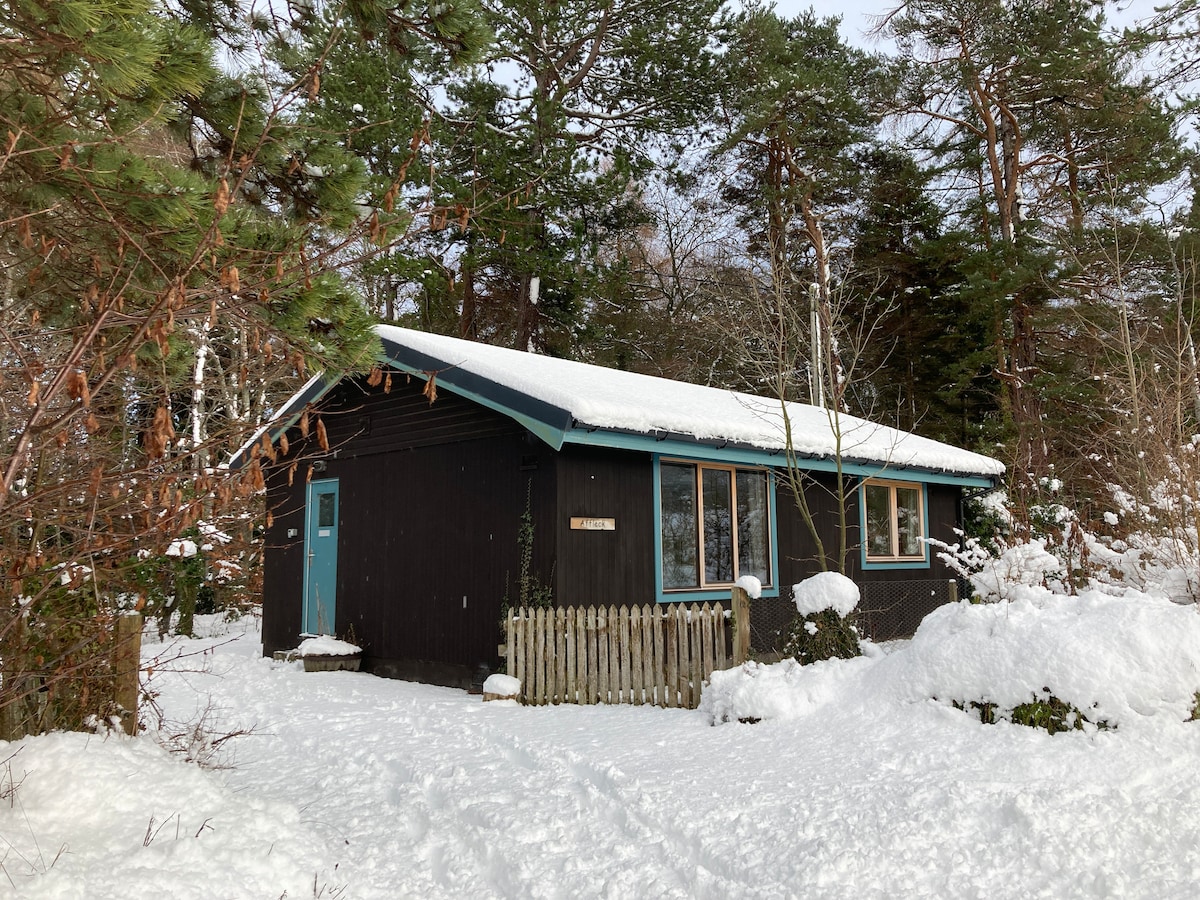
[717,8,886,405]
[884,0,1185,505]
[0,0,483,737]
[846,148,1002,447]
[406,0,731,352]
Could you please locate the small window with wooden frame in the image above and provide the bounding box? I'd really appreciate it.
[658,460,773,591]
[862,478,926,563]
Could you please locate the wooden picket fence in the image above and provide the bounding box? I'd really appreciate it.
[505,601,745,709]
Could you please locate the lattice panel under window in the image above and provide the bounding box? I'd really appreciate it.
[857,579,959,643]
[746,579,961,654]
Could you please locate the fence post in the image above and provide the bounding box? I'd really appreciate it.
[731,586,751,665]
[598,606,610,703]
[948,578,959,604]
[534,607,547,705]
[506,610,515,682]
[713,601,727,671]
[665,604,678,708]
[630,606,643,706]
[554,607,566,705]
[114,612,143,736]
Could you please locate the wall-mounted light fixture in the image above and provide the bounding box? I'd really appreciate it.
[311,459,328,473]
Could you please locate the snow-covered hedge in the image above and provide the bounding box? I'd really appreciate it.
[871,589,1200,728]
[703,589,1200,731]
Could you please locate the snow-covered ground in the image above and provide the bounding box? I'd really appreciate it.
[3,599,1200,899]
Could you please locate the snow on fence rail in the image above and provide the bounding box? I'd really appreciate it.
[505,600,747,709]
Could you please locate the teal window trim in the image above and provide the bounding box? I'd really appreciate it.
[859,477,931,571]
[653,454,781,603]
[566,428,997,488]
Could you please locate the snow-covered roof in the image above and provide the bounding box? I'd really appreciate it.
[232,325,1003,482]
[373,326,1004,481]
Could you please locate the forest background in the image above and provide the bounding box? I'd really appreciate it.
[3,0,1200,737]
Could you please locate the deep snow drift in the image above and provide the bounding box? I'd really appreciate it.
[2,596,1199,899]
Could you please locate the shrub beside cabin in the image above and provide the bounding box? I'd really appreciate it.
[240,326,1003,688]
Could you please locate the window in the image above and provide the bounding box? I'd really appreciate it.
[659,461,772,590]
[862,479,925,562]
[317,490,337,527]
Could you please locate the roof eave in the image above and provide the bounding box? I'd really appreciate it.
[226,373,336,470]
[561,422,1002,487]
[375,335,575,449]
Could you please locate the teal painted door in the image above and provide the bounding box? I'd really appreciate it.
[303,479,339,635]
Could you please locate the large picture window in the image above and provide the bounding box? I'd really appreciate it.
[863,479,926,562]
[660,461,772,590]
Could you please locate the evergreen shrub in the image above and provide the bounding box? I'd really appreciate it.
[954,692,1111,734]
[781,609,861,665]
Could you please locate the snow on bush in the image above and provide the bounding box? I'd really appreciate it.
[700,655,878,725]
[705,588,1200,730]
[792,571,859,617]
[942,537,1065,604]
[871,589,1200,729]
[483,673,521,697]
[780,572,864,666]
[945,477,1200,605]
[1086,530,1200,603]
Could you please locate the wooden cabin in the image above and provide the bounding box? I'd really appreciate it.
[239,326,1003,688]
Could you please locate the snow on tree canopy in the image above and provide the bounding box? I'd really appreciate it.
[793,571,860,618]
[165,539,198,558]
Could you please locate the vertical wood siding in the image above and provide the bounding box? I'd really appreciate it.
[262,372,557,686]
[553,445,655,607]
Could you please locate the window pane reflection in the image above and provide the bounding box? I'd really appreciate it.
[865,484,893,557]
[660,464,698,589]
[702,468,733,583]
[317,492,336,528]
[896,486,922,556]
[736,470,769,583]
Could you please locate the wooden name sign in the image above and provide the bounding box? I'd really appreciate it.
[570,516,615,531]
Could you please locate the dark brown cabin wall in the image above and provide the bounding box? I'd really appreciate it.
[262,465,306,654]
[774,474,960,583]
[332,433,553,680]
[553,445,655,607]
[775,470,849,585]
[311,372,520,457]
[261,373,559,684]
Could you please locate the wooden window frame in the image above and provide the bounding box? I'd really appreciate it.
[659,459,774,592]
[862,478,927,563]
